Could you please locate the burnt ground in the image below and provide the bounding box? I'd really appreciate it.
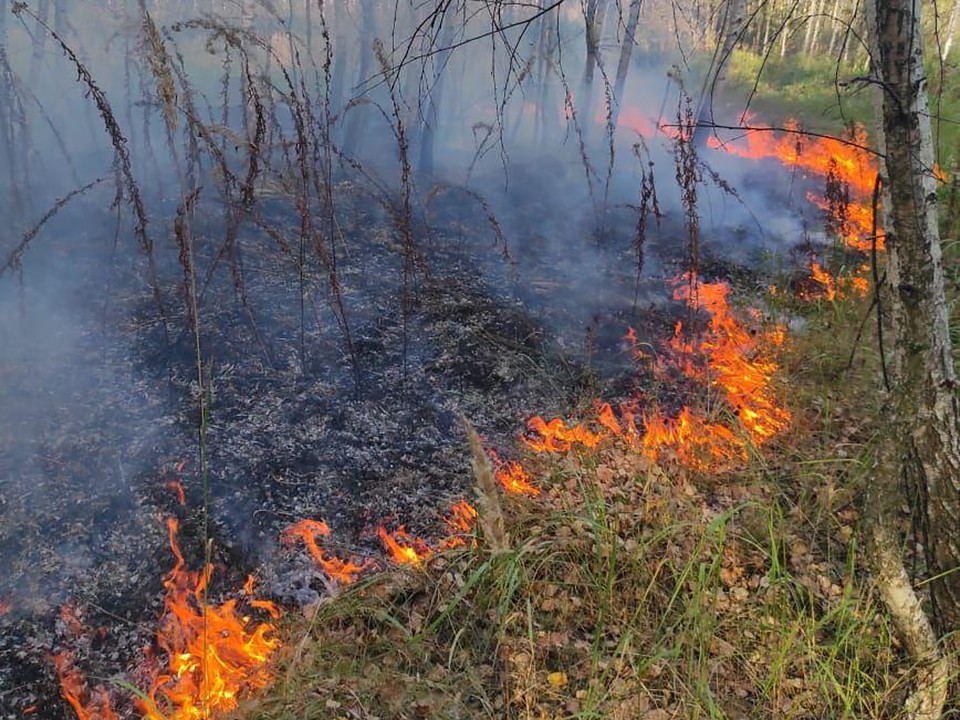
[0,155,833,718]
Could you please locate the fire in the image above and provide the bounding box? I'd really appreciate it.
[495,460,541,497]
[377,526,433,566]
[706,119,876,196]
[439,499,479,549]
[641,407,747,470]
[243,576,282,620]
[165,479,186,506]
[670,277,791,442]
[523,415,605,453]
[52,651,119,720]
[283,519,372,585]
[0,597,11,616]
[141,518,280,720]
[520,276,790,472]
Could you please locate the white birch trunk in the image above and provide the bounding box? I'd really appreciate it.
[865,1,960,712]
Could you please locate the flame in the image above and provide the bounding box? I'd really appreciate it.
[377,526,433,566]
[141,518,279,720]
[283,519,372,585]
[707,119,876,194]
[52,651,119,720]
[523,416,605,453]
[439,499,479,549]
[165,480,186,506]
[495,460,541,497]
[0,597,11,616]
[520,276,790,472]
[243,576,281,620]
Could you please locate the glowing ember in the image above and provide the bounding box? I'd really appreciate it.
[52,651,118,720]
[283,519,372,585]
[59,603,85,639]
[523,416,605,453]
[141,518,279,720]
[377,526,433,566]
[439,499,479,549]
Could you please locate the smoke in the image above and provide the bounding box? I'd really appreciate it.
[0,2,836,712]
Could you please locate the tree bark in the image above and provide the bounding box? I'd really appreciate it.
[611,0,643,127]
[868,0,960,640]
[943,0,960,61]
[582,0,609,101]
[417,4,455,175]
[693,0,747,146]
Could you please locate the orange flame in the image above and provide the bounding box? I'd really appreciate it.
[523,416,605,453]
[520,276,790,472]
[670,278,791,443]
[439,499,479,549]
[283,519,372,585]
[707,119,876,195]
[165,480,186,506]
[0,597,11,616]
[141,518,279,720]
[496,460,541,497]
[52,651,119,720]
[377,526,433,566]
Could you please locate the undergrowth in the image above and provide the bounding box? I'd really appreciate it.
[229,293,934,720]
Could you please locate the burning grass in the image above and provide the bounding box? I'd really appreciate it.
[231,431,911,719]
[225,270,928,720]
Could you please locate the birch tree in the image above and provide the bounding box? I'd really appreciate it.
[866,0,960,715]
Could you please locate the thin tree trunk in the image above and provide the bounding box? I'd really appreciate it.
[826,0,843,56]
[418,6,455,175]
[807,0,827,54]
[693,0,747,145]
[762,0,773,50]
[612,0,643,126]
[343,0,375,156]
[582,0,608,101]
[867,0,960,686]
[943,0,960,60]
[536,0,558,148]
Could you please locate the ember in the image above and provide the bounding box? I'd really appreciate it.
[495,459,541,497]
[523,416,606,453]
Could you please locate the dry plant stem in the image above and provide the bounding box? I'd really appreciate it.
[13,3,171,345]
[462,416,508,553]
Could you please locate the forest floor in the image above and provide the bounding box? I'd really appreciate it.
[226,279,952,720]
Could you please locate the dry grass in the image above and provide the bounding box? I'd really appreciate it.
[228,293,937,720]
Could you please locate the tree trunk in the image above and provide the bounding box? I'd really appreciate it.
[582,0,608,102]
[943,0,960,60]
[536,0,558,148]
[826,0,843,56]
[343,0,376,156]
[612,0,643,127]
[693,0,747,146]
[868,0,960,641]
[417,5,455,175]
